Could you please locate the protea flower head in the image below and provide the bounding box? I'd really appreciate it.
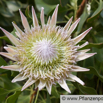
[0,5,96,94]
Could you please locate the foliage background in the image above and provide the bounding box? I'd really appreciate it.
[0,0,103,103]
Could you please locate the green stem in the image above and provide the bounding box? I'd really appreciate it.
[95,0,99,4]
[34,88,39,103]
[67,4,73,8]
[74,1,77,20]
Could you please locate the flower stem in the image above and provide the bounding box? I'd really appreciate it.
[29,87,39,103]
[34,88,39,103]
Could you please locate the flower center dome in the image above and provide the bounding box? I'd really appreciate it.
[32,39,58,65]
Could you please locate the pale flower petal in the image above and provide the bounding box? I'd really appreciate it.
[12,22,24,37]
[38,79,46,90]
[77,53,96,61]
[68,74,84,85]
[71,66,89,72]
[68,18,80,36]
[0,52,16,61]
[77,49,90,55]
[21,79,36,91]
[50,4,59,26]
[46,82,52,94]
[12,73,27,83]
[15,32,20,38]
[7,45,16,50]
[73,27,92,45]
[0,65,20,71]
[64,16,73,31]
[0,27,19,45]
[79,41,89,49]
[19,9,30,31]
[47,16,50,25]
[4,46,16,54]
[58,79,71,93]
[32,6,39,27]
[40,7,45,27]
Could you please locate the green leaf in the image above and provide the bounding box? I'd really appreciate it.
[0,36,11,44]
[0,80,4,87]
[94,31,103,43]
[78,84,97,94]
[76,7,88,35]
[83,56,94,68]
[46,92,51,103]
[91,0,103,17]
[0,15,12,26]
[43,0,59,5]
[17,94,30,103]
[0,88,9,102]
[0,56,7,73]
[35,0,56,15]
[60,0,69,6]
[70,0,77,19]
[92,47,103,62]
[0,6,14,17]
[100,10,103,18]
[0,74,21,102]
[11,28,17,37]
[0,40,2,47]
[51,86,59,98]
[6,91,21,103]
[82,42,103,49]
[87,0,103,22]
[25,6,31,18]
[6,1,22,12]
[66,82,76,94]
[0,56,7,66]
[43,0,69,6]
[70,0,77,7]
[73,83,97,94]
[57,6,68,21]
[88,67,103,82]
[0,74,21,90]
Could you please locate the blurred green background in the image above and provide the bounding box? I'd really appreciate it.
[0,0,103,103]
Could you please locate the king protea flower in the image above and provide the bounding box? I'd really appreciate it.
[0,5,96,94]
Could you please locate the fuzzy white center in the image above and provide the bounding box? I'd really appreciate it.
[32,39,58,64]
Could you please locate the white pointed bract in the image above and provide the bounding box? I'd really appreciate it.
[40,7,45,27]
[19,9,30,32]
[0,27,19,45]
[50,4,59,26]
[0,65,20,71]
[0,52,17,61]
[58,79,71,93]
[73,27,92,44]
[68,18,80,36]
[12,73,27,83]
[64,16,73,31]
[12,22,24,38]
[32,6,39,27]
[0,5,96,94]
